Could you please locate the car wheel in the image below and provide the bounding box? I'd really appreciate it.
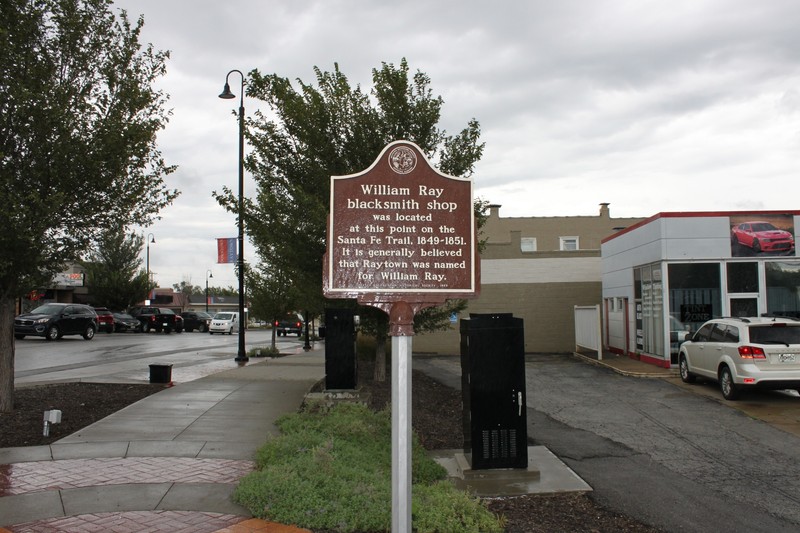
[142,322,150,333]
[14,334,25,340]
[200,324,207,333]
[679,355,696,383]
[719,366,739,400]
[752,239,761,253]
[209,331,214,335]
[46,325,60,341]
[228,328,233,335]
[82,325,95,340]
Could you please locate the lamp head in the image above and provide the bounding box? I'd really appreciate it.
[218,82,236,99]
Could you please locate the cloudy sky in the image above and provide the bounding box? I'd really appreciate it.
[112,0,800,289]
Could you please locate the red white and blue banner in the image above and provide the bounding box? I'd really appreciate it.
[217,238,237,264]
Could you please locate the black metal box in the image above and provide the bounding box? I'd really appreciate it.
[460,313,527,469]
[324,308,357,390]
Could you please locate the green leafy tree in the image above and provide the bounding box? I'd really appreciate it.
[214,59,484,379]
[0,0,178,411]
[247,263,299,349]
[82,227,150,310]
[172,279,202,310]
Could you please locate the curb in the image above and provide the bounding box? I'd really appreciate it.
[573,352,678,378]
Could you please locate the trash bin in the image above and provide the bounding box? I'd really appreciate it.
[460,313,527,469]
[149,363,173,384]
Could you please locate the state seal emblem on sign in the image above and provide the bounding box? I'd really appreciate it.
[388,146,416,174]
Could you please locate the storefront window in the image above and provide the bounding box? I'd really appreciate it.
[668,263,721,331]
[766,262,800,318]
[727,262,758,293]
[635,264,664,358]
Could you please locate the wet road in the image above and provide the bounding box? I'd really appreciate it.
[414,353,800,533]
[14,329,310,385]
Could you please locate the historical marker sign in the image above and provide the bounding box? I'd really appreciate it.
[324,140,479,303]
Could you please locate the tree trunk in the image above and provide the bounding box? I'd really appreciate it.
[374,331,387,382]
[0,295,16,413]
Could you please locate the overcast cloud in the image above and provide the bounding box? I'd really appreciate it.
[111,0,800,288]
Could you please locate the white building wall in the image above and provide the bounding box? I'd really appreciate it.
[661,216,732,259]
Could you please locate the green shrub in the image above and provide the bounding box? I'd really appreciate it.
[234,402,501,532]
[248,346,281,358]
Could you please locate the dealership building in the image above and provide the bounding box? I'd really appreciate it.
[601,211,799,368]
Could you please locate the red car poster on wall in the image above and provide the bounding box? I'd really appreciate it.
[730,214,796,257]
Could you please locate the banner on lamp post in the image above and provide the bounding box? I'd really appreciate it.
[217,238,237,264]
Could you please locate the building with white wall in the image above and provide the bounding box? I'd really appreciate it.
[601,211,799,368]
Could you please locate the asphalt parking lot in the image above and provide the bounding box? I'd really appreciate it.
[414,353,800,533]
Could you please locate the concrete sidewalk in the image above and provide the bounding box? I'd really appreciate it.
[0,349,325,533]
[1,347,627,532]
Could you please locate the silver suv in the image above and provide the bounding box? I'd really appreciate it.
[679,316,800,400]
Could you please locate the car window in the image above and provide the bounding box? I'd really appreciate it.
[749,325,800,345]
[31,304,59,315]
[215,313,234,320]
[721,325,739,343]
[708,324,729,342]
[693,323,715,342]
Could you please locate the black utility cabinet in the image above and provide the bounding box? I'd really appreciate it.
[324,308,357,390]
[460,313,527,469]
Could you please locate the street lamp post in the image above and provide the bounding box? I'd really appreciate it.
[145,233,155,301]
[219,69,248,364]
[205,270,213,313]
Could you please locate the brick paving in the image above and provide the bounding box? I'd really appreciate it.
[0,458,254,496]
[1,348,326,532]
[6,510,248,532]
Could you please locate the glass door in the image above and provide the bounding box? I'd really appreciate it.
[729,297,758,318]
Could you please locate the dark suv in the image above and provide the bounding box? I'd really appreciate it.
[180,311,212,332]
[14,303,98,341]
[92,307,115,333]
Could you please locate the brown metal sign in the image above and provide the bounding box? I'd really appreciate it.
[323,141,479,304]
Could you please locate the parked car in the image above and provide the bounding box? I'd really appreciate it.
[112,312,142,333]
[209,312,240,335]
[180,311,212,332]
[14,303,98,341]
[274,313,303,337]
[129,307,179,333]
[679,316,800,400]
[730,221,795,254]
[92,307,115,333]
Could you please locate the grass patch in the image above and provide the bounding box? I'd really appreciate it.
[233,402,502,532]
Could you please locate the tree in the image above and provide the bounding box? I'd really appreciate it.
[172,280,197,311]
[247,262,300,350]
[0,0,179,412]
[81,226,150,310]
[214,59,484,378]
